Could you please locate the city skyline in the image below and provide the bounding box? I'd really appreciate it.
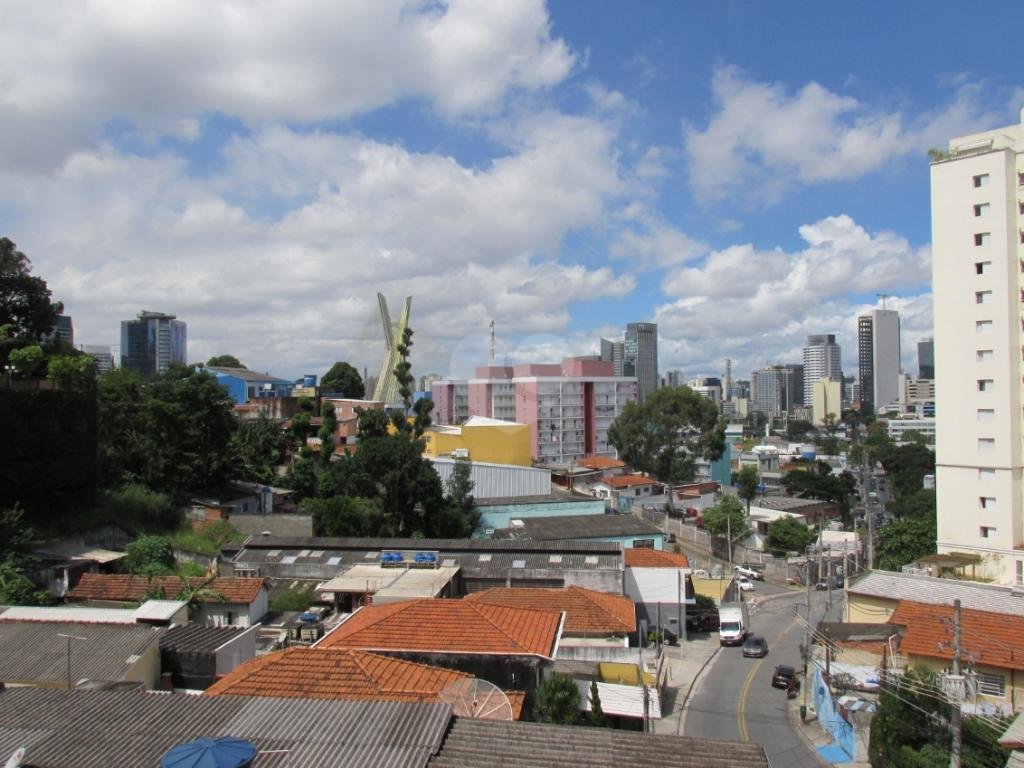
[1,2,1021,381]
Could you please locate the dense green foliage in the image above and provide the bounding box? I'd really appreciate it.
[0,237,62,344]
[765,516,815,555]
[609,386,725,507]
[735,465,760,513]
[782,460,856,522]
[533,673,581,725]
[875,515,937,572]
[869,667,1008,767]
[785,419,814,441]
[97,366,236,499]
[123,535,175,576]
[320,361,365,398]
[702,495,748,539]
[206,355,245,368]
[0,506,51,605]
[270,581,318,612]
[48,354,96,387]
[232,416,287,484]
[587,679,606,726]
[96,484,180,531]
[168,521,244,557]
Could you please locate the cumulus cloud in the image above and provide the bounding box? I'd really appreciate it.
[655,214,931,378]
[684,66,1010,203]
[609,203,706,270]
[0,0,575,169]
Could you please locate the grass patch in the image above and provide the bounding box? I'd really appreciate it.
[168,521,245,557]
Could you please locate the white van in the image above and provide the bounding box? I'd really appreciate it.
[718,602,750,646]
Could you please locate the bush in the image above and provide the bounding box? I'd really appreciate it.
[123,535,174,575]
[97,484,181,532]
[270,582,318,612]
[533,673,581,725]
[168,521,243,557]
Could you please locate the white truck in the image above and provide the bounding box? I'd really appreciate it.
[718,602,750,646]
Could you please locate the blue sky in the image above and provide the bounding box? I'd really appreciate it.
[1,1,1021,383]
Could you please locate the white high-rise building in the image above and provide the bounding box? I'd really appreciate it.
[802,334,842,405]
[857,309,901,414]
[931,110,1024,587]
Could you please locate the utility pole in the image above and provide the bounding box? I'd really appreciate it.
[950,599,962,768]
[803,546,812,712]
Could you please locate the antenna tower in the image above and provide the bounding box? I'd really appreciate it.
[876,293,891,310]
[489,320,495,364]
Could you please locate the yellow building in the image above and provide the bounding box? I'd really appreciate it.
[811,377,842,427]
[422,415,532,467]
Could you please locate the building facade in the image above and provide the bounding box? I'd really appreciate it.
[750,364,801,416]
[624,322,658,404]
[81,345,115,374]
[120,311,186,375]
[803,334,842,403]
[857,309,901,414]
[918,337,935,379]
[600,338,625,376]
[931,111,1024,586]
[811,378,842,426]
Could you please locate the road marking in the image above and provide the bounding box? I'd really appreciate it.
[737,615,800,742]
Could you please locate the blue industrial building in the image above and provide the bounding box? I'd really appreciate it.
[208,366,294,404]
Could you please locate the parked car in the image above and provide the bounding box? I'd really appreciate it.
[816,578,830,591]
[659,626,679,645]
[742,635,769,658]
[737,577,755,592]
[686,612,719,633]
[772,664,799,689]
[740,563,766,580]
[734,565,763,581]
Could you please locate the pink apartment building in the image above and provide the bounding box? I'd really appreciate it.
[431,357,636,463]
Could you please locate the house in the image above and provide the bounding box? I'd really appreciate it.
[159,624,259,690]
[316,598,562,699]
[744,496,838,550]
[0,617,164,689]
[0,686,769,768]
[204,646,525,719]
[674,481,719,514]
[68,574,269,627]
[316,560,461,612]
[207,366,294,404]
[590,474,661,509]
[464,586,635,648]
[492,513,664,550]
[888,600,1024,715]
[623,548,692,632]
[31,540,126,597]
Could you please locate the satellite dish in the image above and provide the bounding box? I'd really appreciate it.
[439,678,514,720]
[4,748,26,768]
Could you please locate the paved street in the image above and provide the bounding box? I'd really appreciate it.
[683,585,830,767]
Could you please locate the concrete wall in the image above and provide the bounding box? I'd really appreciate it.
[430,458,549,499]
[845,593,897,623]
[196,590,267,628]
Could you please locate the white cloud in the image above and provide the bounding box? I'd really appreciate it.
[684,66,1012,204]
[609,203,706,270]
[655,214,931,378]
[0,0,575,169]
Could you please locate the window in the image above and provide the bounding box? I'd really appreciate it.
[511,559,526,569]
[980,526,996,538]
[973,173,989,187]
[980,497,997,509]
[974,232,991,246]
[976,290,992,304]
[225,611,236,626]
[977,349,993,362]
[979,438,995,450]
[975,261,991,275]
[974,203,990,216]
[632,538,655,549]
[979,467,996,479]
[1017,561,1024,587]
[976,320,993,333]
[977,409,995,421]
[977,672,1006,697]
[978,379,994,392]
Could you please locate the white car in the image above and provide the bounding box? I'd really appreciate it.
[737,577,755,592]
[734,565,763,581]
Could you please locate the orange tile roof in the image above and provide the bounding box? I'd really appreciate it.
[624,548,689,568]
[205,647,470,702]
[318,599,562,658]
[69,573,266,604]
[464,587,635,634]
[605,475,656,488]
[577,456,626,470]
[889,600,1024,672]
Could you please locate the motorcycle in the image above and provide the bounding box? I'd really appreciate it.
[786,679,799,699]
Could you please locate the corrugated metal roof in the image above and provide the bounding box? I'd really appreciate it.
[493,514,661,540]
[0,688,452,768]
[160,624,247,653]
[847,570,1024,616]
[0,622,162,685]
[244,536,621,552]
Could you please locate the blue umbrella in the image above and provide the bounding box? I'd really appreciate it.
[160,737,257,768]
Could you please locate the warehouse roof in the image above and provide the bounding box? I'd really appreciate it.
[494,514,661,541]
[0,687,451,768]
[427,718,769,768]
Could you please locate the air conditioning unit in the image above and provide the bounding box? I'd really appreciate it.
[450,448,470,459]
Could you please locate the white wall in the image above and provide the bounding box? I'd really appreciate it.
[624,567,689,604]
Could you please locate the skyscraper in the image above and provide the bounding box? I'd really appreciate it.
[623,322,658,404]
[802,334,842,403]
[917,337,935,379]
[930,110,1024,586]
[857,309,901,414]
[599,338,624,376]
[750,365,801,416]
[120,311,187,375]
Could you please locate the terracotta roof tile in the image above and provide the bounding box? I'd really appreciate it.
[577,456,626,470]
[205,647,470,702]
[889,600,1024,672]
[69,573,266,604]
[624,548,689,568]
[464,587,635,634]
[605,475,657,488]
[318,599,561,658]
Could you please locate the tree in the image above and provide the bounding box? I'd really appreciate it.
[587,679,606,727]
[702,495,748,539]
[283,454,318,500]
[888,488,935,523]
[8,344,44,376]
[0,238,62,342]
[445,457,476,524]
[0,561,51,605]
[735,465,760,515]
[533,673,581,725]
[783,462,857,523]
[308,496,387,537]
[786,419,814,441]
[232,416,287,484]
[206,355,245,368]
[765,516,815,555]
[318,401,338,467]
[880,443,935,499]
[320,361,365,398]
[96,484,180,532]
[0,505,38,570]
[609,386,725,510]
[123,535,175,576]
[98,366,237,498]
[48,354,96,387]
[816,413,843,456]
[172,575,226,619]
[875,516,937,572]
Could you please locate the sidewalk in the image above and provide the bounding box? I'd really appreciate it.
[787,697,870,767]
[651,632,721,734]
